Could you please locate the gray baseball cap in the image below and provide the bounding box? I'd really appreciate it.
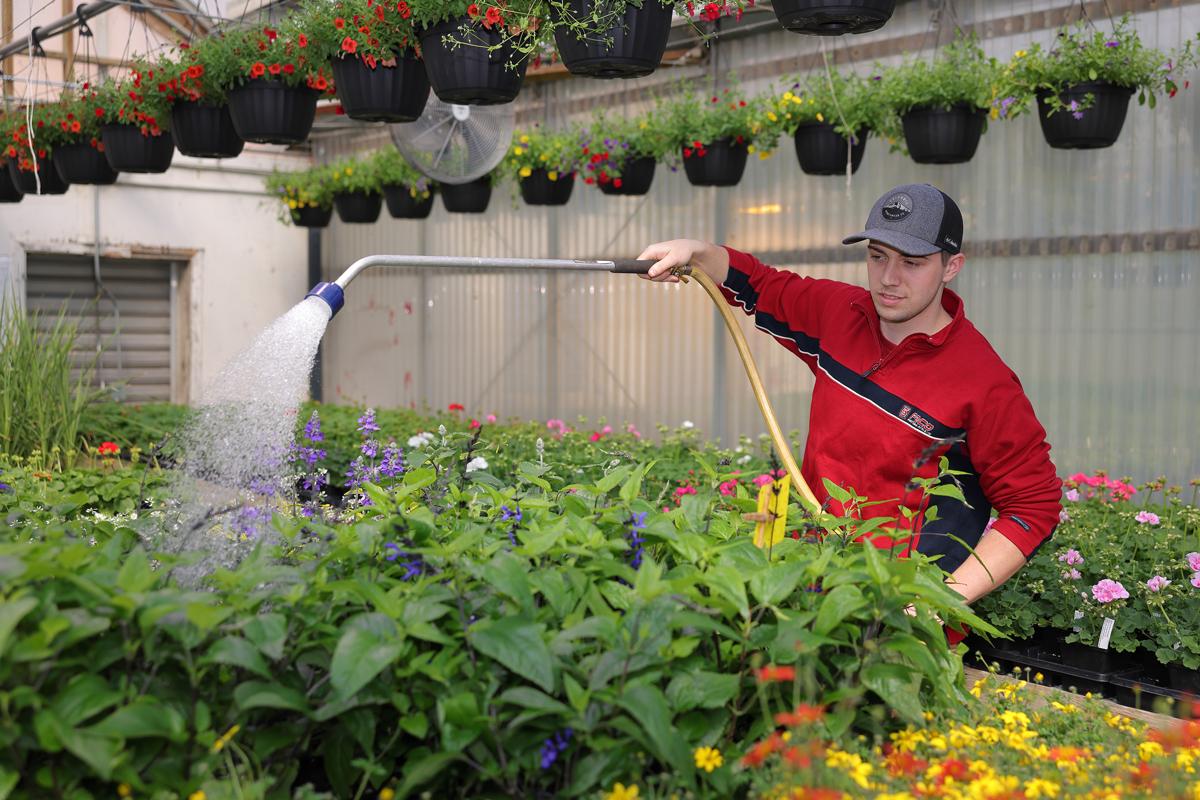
[842,183,963,256]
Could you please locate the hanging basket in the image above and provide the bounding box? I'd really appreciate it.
[900,104,986,164]
[519,169,575,206]
[772,0,895,35]
[227,78,319,145]
[101,125,175,173]
[793,122,867,175]
[53,142,118,185]
[384,184,436,218]
[0,162,24,202]
[331,51,431,122]
[1036,81,1134,150]
[682,138,749,187]
[598,156,656,196]
[334,191,384,223]
[552,0,673,79]
[418,18,528,105]
[441,177,492,213]
[291,205,333,228]
[171,101,245,159]
[7,155,70,194]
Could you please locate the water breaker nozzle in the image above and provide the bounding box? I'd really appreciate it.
[306,281,345,317]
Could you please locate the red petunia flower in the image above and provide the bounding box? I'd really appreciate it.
[341,36,358,53]
[396,1,410,18]
[268,63,282,75]
[448,403,465,412]
[466,3,480,17]
[250,62,267,78]
[283,63,295,75]
[334,17,345,28]
[297,33,308,47]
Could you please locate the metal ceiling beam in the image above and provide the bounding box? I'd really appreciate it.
[0,1,117,61]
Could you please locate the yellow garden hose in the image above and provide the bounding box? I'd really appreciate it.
[677,267,821,515]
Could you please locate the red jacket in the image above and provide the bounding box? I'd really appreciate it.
[719,247,1062,573]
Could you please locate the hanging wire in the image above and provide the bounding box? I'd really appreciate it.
[8,0,60,41]
[817,38,854,196]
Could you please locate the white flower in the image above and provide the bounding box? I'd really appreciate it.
[407,432,434,448]
[465,456,489,473]
[681,420,695,429]
[737,454,752,464]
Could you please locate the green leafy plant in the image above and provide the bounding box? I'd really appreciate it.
[202,22,332,94]
[154,35,243,106]
[499,126,581,183]
[0,298,102,470]
[577,110,674,187]
[264,165,337,222]
[409,1,545,70]
[657,85,778,161]
[763,69,888,141]
[325,156,385,196]
[368,147,432,197]
[93,60,174,135]
[293,0,419,65]
[1000,16,1200,117]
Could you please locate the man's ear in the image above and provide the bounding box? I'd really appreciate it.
[942,253,965,283]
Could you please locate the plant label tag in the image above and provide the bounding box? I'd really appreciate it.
[1097,617,1116,650]
[1072,609,1083,633]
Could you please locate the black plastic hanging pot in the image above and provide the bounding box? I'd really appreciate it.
[598,156,656,196]
[0,162,24,201]
[171,101,245,159]
[101,125,175,173]
[52,142,119,185]
[418,18,528,105]
[291,205,333,228]
[552,0,673,79]
[682,138,749,187]
[793,122,867,175]
[227,78,319,144]
[441,177,492,213]
[331,50,431,122]
[520,169,575,206]
[334,191,384,223]
[1035,81,1134,150]
[7,155,70,194]
[772,0,895,35]
[384,184,436,218]
[900,104,986,164]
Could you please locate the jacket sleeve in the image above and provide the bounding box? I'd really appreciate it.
[967,376,1062,558]
[718,246,848,360]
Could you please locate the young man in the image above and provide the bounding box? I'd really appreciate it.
[638,183,1062,612]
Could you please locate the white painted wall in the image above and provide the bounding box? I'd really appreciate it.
[0,146,313,402]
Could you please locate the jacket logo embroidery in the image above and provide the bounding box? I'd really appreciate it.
[897,404,934,434]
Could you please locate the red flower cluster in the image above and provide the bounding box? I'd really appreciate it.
[97,441,120,456]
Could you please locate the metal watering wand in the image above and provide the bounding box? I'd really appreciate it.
[307,255,821,524]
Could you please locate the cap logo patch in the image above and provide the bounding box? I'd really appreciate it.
[881,193,912,221]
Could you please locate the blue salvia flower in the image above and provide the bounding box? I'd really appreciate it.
[233,504,271,538]
[383,542,402,561]
[361,439,379,459]
[627,511,648,569]
[379,441,405,477]
[357,408,381,434]
[539,728,573,769]
[500,504,522,546]
[382,543,425,580]
[304,411,324,442]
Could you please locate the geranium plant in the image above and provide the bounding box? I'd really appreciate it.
[1000,16,1199,117]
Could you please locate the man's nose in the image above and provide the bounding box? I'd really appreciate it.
[880,260,901,285]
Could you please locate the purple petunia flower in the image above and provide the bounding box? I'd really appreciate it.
[1105,40,1119,48]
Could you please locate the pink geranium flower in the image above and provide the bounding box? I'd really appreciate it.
[486,413,497,424]
[1186,552,1200,572]
[1135,510,1160,525]
[1192,573,1200,589]
[1058,509,1070,524]
[1058,549,1084,566]
[1065,489,1080,502]
[718,480,738,496]
[1062,569,1082,580]
[1092,579,1129,604]
[1146,575,1171,592]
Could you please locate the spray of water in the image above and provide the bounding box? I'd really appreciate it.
[156,297,332,571]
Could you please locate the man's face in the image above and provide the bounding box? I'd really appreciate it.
[866,241,954,325]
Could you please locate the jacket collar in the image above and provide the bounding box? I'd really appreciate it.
[851,287,965,348]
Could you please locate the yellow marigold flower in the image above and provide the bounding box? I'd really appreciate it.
[605,783,639,800]
[1190,781,1200,800]
[1023,778,1060,798]
[758,150,772,160]
[747,144,756,154]
[379,790,395,800]
[188,793,206,800]
[782,91,794,101]
[1138,741,1165,761]
[287,200,298,209]
[519,166,532,178]
[790,95,802,105]
[1000,710,1031,729]
[345,168,353,176]
[539,153,548,161]
[1034,672,1044,682]
[512,146,525,156]
[816,112,825,122]
[1051,701,1078,714]
[876,794,917,800]
[118,785,132,798]
[519,134,530,144]
[694,746,723,772]
[766,112,777,122]
[1015,49,1027,58]
[547,171,558,181]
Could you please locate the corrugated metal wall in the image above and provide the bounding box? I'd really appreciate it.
[316,0,1200,485]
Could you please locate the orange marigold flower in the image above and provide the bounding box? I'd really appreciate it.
[740,732,784,768]
[754,664,796,683]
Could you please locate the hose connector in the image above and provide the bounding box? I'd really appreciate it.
[306,281,345,317]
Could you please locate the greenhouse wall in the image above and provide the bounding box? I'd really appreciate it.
[316,0,1199,485]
